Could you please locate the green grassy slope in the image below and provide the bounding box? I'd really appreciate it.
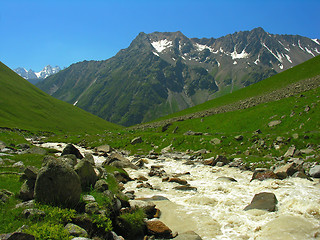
[155,55,320,121]
[0,62,121,133]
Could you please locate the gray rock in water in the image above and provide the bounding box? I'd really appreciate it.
[216,177,237,182]
[74,160,98,191]
[61,144,83,159]
[244,192,278,212]
[309,165,320,178]
[146,219,173,239]
[173,231,202,240]
[34,159,82,208]
[174,185,197,191]
[274,162,298,179]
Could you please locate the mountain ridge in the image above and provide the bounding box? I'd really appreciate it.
[36,27,320,126]
[14,65,61,84]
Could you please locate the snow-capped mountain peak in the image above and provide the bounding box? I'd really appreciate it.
[14,65,61,80]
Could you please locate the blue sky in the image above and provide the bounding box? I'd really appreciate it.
[1,0,319,72]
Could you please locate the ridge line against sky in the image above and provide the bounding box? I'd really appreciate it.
[0,0,319,72]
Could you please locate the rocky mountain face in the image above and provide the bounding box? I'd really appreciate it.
[14,65,61,84]
[36,28,320,126]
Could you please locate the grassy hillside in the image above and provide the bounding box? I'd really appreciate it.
[44,55,319,168]
[155,55,320,121]
[0,61,121,133]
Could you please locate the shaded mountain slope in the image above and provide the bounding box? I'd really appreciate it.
[37,28,320,126]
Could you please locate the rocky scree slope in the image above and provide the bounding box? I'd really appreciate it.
[37,27,320,126]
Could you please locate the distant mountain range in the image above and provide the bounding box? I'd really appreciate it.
[14,65,61,84]
[36,27,320,126]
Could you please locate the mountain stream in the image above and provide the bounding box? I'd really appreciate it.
[35,142,320,240]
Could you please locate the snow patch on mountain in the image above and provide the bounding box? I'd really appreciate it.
[195,43,218,53]
[151,39,173,52]
[285,54,292,63]
[312,39,320,45]
[230,47,249,59]
[305,47,315,57]
[262,42,283,63]
[152,51,159,57]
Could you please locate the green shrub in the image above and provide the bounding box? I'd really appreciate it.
[25,222,72,240]
[118,208,146,239]
[36,203,76,224]
[92,214,113,232]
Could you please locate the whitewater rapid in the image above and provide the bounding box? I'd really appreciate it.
[124,155,320,240]
[34,142,320,239]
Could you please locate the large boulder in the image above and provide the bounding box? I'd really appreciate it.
[274,162,298,179]
[34,159,82,208]
[244,192,278,212]
[74,160,98,191]
[309,165,320,178]
[104,153,138,170]
[250,170,280,181]
[146,219,173,239]
[204,155,229,166]
[61,144,84,159]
